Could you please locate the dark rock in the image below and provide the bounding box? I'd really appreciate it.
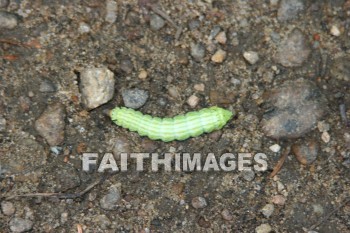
[122,88,149,109]
[261,79,327,139]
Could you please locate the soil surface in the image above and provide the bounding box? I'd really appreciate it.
[1,0,350,232]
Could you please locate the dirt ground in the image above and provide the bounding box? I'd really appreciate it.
[1,0,350,232]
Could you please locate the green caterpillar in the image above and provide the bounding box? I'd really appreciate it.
[110,106,233,142]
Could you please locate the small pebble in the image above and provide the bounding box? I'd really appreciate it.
[191,197,207,209]
[272,195,286,205]
[261,204,274,218]
[312,204,324,215]
[211,49,227,63]
[100,184,121,210]
[197,216,211,228]
[105,0,117,23]
[28,91,34,97]
[317,121,330,132]
[277,181,285,192]
[150,14,165,31]
[292,140,319,165]
[321,131,330,143]
[330,25,341,37]
[194,83,205,92]
[78,22,91,33]
[209,26,221,40]
[95,214,111,229]
[168,86,180,98]
[138,70,148,80]
[0,116,6,132]
[60,212,68,224]
[215,31,227,44]
[243,51,259,65]
[39,79,56,92]
[221,209,233,221]
[275,28,311,67]
[277,0,304,22]
[1,201,15,216]
[79,67,115,109]
[187,95,199,108]
[0,0,9,8]
[122,88,149,109]
[269,144,281,152]
[190,43,206,61]
[0,11,18,29]
[120,58,133,74]
[261,79,327,139]
[255,223,272,233]
[241,170,255,181]
[35,103,66,146]
[9,218,33,233]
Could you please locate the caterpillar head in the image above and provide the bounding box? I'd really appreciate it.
[211,106,233,126]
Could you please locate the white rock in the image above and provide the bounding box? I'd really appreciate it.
[105,0,117,23]
[321,131,330,143]
[330,25,341,37]
[255,223,272,233]
[79,68,115,109]
[187,95,199,108]
[79,22,91,33]
[269,144,281,152]
[243,51,259,65]
[261,204,274,218]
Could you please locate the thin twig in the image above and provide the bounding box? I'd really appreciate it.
[269,146,290,178]
[308,197,350,231]
[149,4,182,40]
[4,176,105,201]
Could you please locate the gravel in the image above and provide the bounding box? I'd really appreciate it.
[39,79,56,92]
[277,0,304,22]
[261,79,327,139]
[0,11,18,29]
[241,170,255,181]
[1,201,15,216]
[100,184,121,210]
[190,43,206,61]
[35,103,66,146]
[79,67,115,109]
[255,223,272,233]
[275,28,311,67]
[9,218,33,233]
[211,49,227,63]
[292,140,319,165]
[0,116,6,131]
[105,0,117,23]
[191,197,208,209]
[122,88,149,109]
[243,51,259,65]
[261,204,274,218]
[150,14,166,31]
